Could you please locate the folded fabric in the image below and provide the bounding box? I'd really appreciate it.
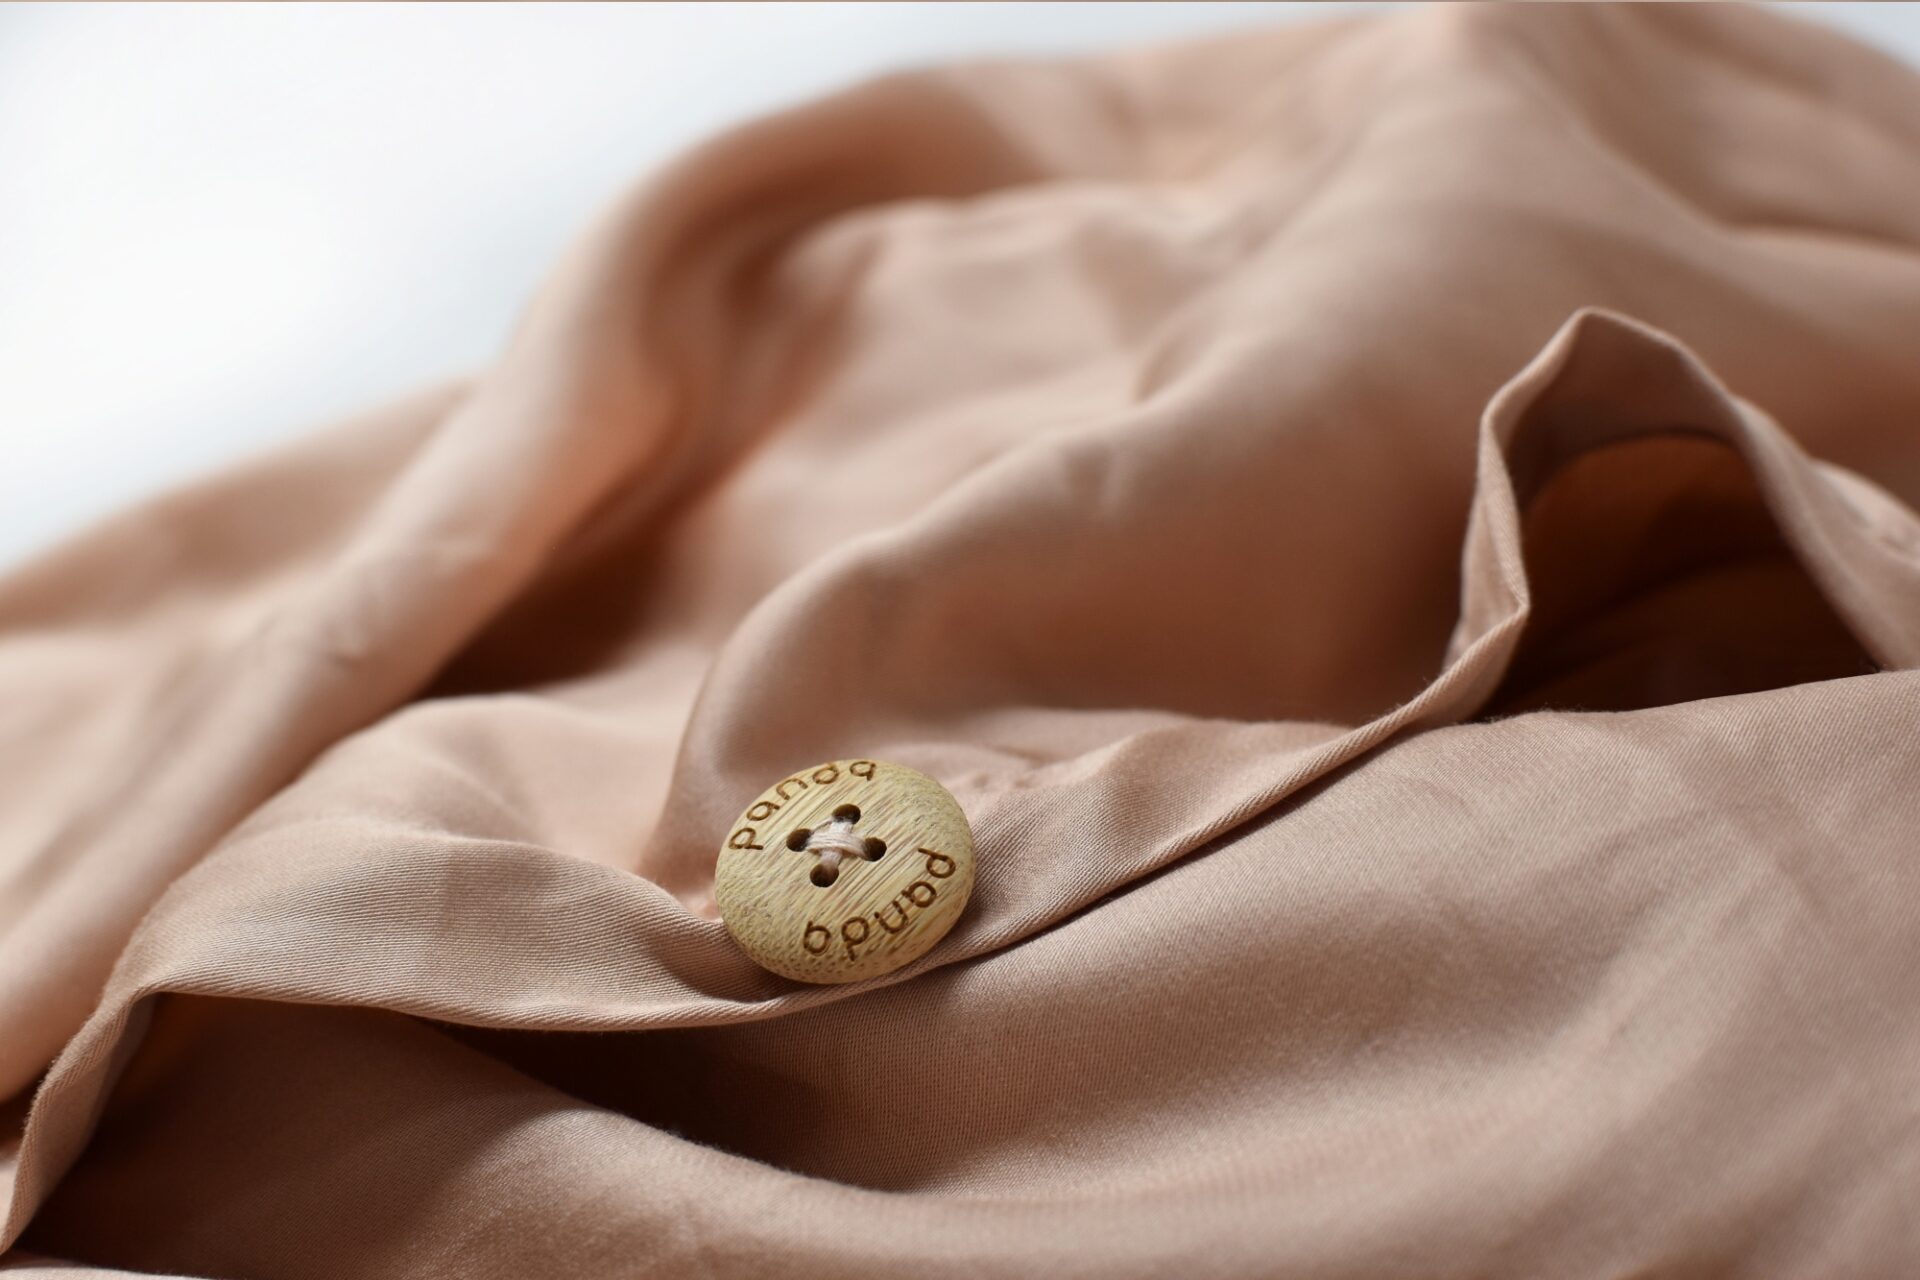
[3,4,1919,1275]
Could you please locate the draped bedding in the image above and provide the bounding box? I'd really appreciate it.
[3,5,1920,1274]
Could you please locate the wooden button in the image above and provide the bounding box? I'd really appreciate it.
[715,759,974,984]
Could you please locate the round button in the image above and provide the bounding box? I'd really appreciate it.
[715,759,974,984]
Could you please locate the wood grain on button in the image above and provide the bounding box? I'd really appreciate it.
[715,759,974,984]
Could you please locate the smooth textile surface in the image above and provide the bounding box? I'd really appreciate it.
[5,4,1920,1274]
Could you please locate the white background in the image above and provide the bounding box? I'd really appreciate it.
[2,2,1916,573]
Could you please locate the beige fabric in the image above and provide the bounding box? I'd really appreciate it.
[6,4,1920,1274]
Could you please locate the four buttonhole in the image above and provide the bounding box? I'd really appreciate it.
[786,804,887,886]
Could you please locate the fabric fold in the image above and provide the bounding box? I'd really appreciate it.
[0,63,1057,1105]
[10,304,1920,1253]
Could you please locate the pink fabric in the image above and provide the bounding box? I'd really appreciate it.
[5,5,1920,1274]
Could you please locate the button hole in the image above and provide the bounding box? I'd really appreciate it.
[786,829,811,851]
[862,837,887,860]
[810,862,839,888]
[831,804,861,823]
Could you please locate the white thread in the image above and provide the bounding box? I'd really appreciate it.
[806,828,868,863]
